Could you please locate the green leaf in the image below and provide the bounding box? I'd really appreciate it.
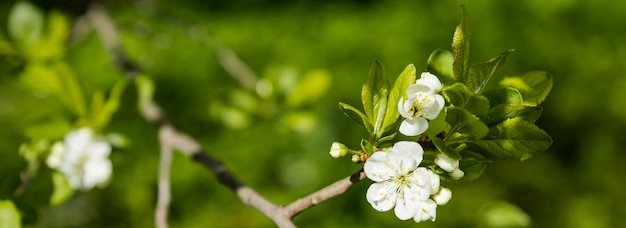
[50,172,74,206]
[286,69,331,107]
[361,139,375,155]
[135,75,155,109]
[499,71,553,106]
[483,105,542,126]
[467,49,513,94]
[426,49,455,85]
[24,118,71,139]
[445,107,489,143]
[0,200,22,228]
[452,5,471,82]
[443,83,489,116]
[377,133,397,146]
[482,87,523,107]
[382,64,416,134]
[339,102,373,135]
[93,79,128,130]
[8,1,43,46]
[458,150,489,182]
[362,60,389,135]
[432,137,461,159]
[473,117,552,160]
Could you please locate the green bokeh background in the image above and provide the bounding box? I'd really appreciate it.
[1,0,625,227]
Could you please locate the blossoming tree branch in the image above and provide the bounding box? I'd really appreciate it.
[0,2,552,227]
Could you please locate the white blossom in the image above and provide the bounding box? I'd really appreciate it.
[398,72,445,136]
[329,142,348,158]
[47,127,112,190]
[364,141,438,220]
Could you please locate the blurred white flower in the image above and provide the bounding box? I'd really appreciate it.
[398,72,445,136]
[47,127,112,190]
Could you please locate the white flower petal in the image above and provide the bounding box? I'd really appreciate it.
[410,168,433,201]
[394,186,420,220]
[46,142,66,168]
[82,158,112,190]
[389,141,424,170]
[89,140,111,158]
[433,188,452,205]
[427,170,440,194]
[416,72,443,93]
[419,94,445,120]
[435,153,459,172]
[414,199,438,222]
[406,84,434,96]
[366,182,397,212]
[399,118,428,136]
[364,152,396,182]
[398,97,411,119]
[450,169,465,180]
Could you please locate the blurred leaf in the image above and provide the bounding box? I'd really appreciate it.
[499,71,553,106]
[105,132,130,149]
[473,117,552,160]
[361,60,389,136]
[443,83,489,116]
[339,102,373,135]
[286,69,331,107]
[426,49,455,85]
[0,200,22,228]
[26,11,68,60]
[53,63,87,117]
[477,201,532,228]
[483,105,542,126]
[8,1,43,47]
[482,87,523,107]
[467,49,513,94]
[458,150,489,182]
[446,107,489,143]
[135,75,155,109]
[50,172,73,206]
[24,118,70,139]
[452,5,470,82]
[93,79,128,130]
[382,64,416,135]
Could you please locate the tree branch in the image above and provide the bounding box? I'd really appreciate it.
[80,4,367,227]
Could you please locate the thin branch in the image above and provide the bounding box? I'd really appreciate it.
[285,169,366,218]
[155,126,175,228]
[81,4,367,227]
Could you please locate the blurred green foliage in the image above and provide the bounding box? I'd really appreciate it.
[1,0,626,227]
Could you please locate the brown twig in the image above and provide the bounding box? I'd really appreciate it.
[80,4,367,227]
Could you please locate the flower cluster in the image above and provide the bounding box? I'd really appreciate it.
[398,72,445,136]
[47,127,113,190]
[364,141,451,222]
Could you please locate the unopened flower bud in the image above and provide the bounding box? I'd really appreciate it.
[329,142,348,158]
[433,187,452,205]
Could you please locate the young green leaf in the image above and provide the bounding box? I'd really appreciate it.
[50,172,74,206]
[94,79,128,130]
[467,49,513,94]
[362,60,389,136]
[8,1,43,46]
[443,83,489,116]
[499,71,553,106]
[472,117,552,161]
[0,200,22,228]
[426,49,455,85]
[452,5,471,83]
[361,139,375,155]
[339,102,374,135]
[446,107,489,143]
[381,64,416,135]
[424,110,448,138]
